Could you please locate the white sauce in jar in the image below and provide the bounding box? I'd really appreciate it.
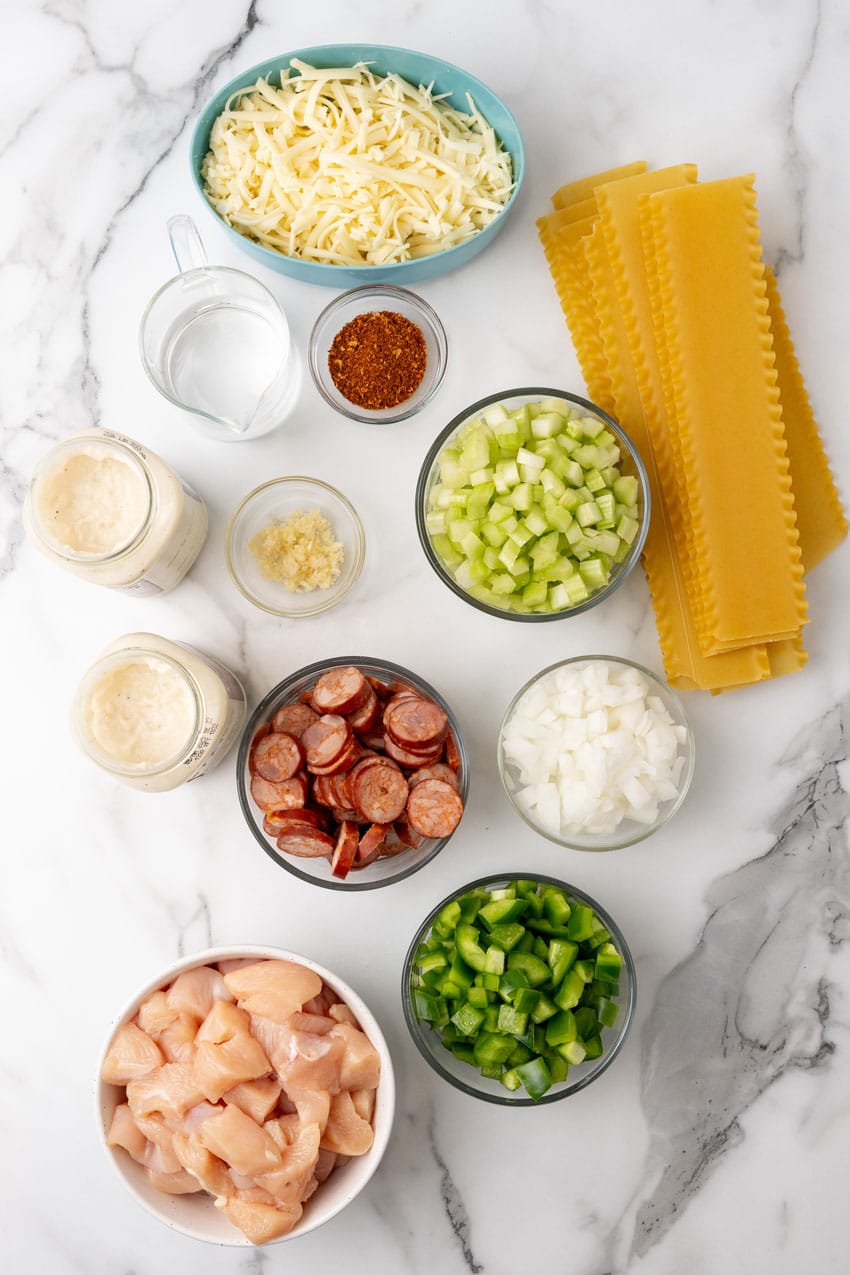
[34,444,149,556]
[24,431,208,595]
[73,634,247,791]
[86,656,197,768]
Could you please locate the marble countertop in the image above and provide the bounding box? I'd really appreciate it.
[3,1,849,1271]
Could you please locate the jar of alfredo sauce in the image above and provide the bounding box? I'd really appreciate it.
[23,430,207,594]
[72,633,247,791]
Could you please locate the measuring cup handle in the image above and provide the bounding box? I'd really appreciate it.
[167,215,208,273]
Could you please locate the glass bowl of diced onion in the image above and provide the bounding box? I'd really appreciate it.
[498,656,695,851]
[414,388,650,622]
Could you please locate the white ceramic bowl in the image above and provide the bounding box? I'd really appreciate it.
[96,945,395,1246]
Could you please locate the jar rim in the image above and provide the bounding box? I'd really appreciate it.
[72,646,203,777]
[26,433,156,564]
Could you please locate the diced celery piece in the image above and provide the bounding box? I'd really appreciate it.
[524,506,548,537]
[483,404,509,427]
[548,582,570,610]
[543,494,573,533]
[507,557,531,580]
[578,557,608,590]
[613,474,639,505]
[576,500,602,528]
[529,531,560,569]
[467,559,490,584]
[425,510,446,536]
[595,491,616,527]
[616,513,640,545]
[508,483,533,512]
[562,459,584,487]
[469,467,495,487]
[584,467,606,493]
[458,532,484,563]
[516,446,545,472]
[587,530,620,556]
[563,575,590,605]
[448,518,473,544]
[491,573,518,595]
[498,539,521,569]
[509,524,534,550]
[488,500,512,523]
[600,465,619,487]
[494,459,520,493]
[481,521,508,548]
[466,483,495,520]
[431,534,463,570]
[461,433,492,473]
[482,546,501,570]
[503,515,519,534]
[530,412,563,439]
[438,450,466,489]
[579,414,606,439]
[540,468,566,499]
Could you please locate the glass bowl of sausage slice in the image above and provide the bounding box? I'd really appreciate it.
[236,657,469,890]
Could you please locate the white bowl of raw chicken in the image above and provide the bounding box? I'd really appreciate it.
[96,946,395,1246]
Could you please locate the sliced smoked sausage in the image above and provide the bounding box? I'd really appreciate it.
[350,762,409,824]
[251,732,305,782]
[406,778,464,838]
[311,666,369,715]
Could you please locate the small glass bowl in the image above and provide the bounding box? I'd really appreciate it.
[226,477,365,617]
[308,285,448,423]
[236,656,469,890]
[402,873,636,1105]
[415,387,650,621]
[97,945,395,1245]
[498,656,695,851]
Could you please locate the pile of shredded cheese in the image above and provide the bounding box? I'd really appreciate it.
[249,508,344,592]
[201,60,514,266]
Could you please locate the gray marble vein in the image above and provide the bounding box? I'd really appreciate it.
[621,693,848,1262]
[774,0,822,275]
[428,1112,483,1273]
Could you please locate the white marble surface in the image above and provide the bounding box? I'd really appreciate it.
[2,0,849,1271]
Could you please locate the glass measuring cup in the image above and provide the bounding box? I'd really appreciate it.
[139,216,301,441]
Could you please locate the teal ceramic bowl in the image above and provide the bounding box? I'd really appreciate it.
[189,44,525,287]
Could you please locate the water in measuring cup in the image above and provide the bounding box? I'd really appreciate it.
[164,305,285,430]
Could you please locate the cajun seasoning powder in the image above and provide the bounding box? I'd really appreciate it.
[327,310,427,411]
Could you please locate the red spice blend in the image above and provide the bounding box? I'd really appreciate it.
[328,310,427,411]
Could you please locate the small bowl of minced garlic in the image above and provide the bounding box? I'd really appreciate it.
[226,477,365,616]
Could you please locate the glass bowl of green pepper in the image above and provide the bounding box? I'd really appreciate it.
[402,873,636,1104]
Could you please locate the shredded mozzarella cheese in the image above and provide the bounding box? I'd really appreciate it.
[201,60,514,266]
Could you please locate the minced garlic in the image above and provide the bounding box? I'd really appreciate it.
[249,508,344,592]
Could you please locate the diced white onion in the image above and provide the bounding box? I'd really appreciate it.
[502,661,687,837]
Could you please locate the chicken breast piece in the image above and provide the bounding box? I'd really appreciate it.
[167,966,233,1020]
[329,1021,381,1091]
[223,961,322,1023]
[106,1103,148,1165]
[198,1104,282,1178]
[126,1062,205,1124]
[320,1090,374,1156]
[102,1023,164,1085]
[222,1197,302,1245]
[224,1077,282,1124]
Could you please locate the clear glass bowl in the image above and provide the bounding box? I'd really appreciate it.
[236,657,469,890]
[414,387,650,621]
[308,285,448,423]
[97,945,395,1245]
[226,477,365,617]
[498,656,695,851]
[402,873,636,1105]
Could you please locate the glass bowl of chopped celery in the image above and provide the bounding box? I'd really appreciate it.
[498,656,695,851]
[402,874,636,1104]
[226,477,365,617]
[415,388,650,620]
